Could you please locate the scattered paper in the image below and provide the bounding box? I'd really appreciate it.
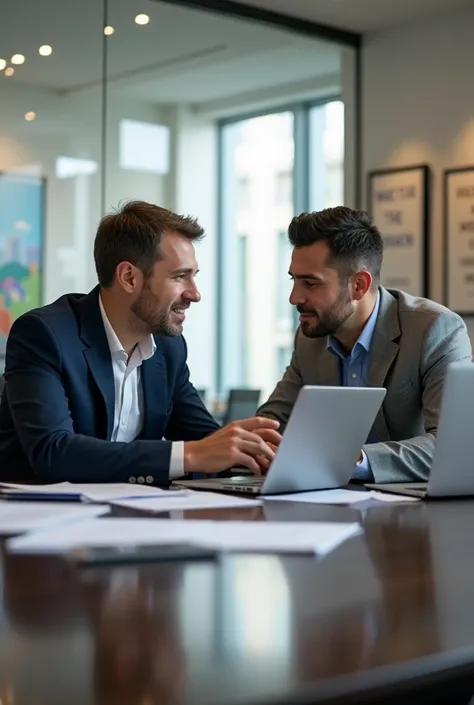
[264,489,370,505]
[69,484,180,503]
[209,521,361,555]
[0,502,109,535]
[112,491,261,513]
[7,517,361,557]
[264,488,421,505]
[0,482,181,502]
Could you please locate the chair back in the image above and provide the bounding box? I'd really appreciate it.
[222,388,261,425]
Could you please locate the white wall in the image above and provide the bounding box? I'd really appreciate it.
[362,5,474,338]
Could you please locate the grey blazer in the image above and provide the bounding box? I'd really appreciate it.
[258,287,472,483]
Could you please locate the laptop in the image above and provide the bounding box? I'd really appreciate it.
[366,361,474,499]
[173,385,386,496]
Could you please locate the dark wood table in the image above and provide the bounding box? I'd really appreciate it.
[2,497,474,705]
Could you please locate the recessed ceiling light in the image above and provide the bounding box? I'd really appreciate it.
[4,67,14,77]
[134,13,149,25]
[104,25,115,35]
[39,45,52,56]
[25,111,36,121]
[0,59,6,71]
[11,54,25,65]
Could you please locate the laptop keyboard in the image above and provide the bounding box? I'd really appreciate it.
[225,476,264,486]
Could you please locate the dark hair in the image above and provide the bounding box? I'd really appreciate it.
[288,206,383,286]
[94,201,204,288]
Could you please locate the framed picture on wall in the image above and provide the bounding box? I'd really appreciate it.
[367,164,430,298]
[444,166,474,314]
[0,172,46,355]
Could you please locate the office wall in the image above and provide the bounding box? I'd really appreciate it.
[362,5,474,338]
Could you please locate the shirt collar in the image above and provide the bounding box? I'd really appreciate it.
[98,294,156,362]
[328,290,380,357]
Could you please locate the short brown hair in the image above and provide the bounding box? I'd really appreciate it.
[94,201,205,288]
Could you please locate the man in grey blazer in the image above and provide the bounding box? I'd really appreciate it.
[258,206,472,483]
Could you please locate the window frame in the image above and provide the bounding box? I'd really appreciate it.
[216,95,342,394]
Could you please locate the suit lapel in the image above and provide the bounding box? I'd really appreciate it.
[140,347,167,438]
[316,346,341,386]
[367,288,401,439]
[76,287,115,440]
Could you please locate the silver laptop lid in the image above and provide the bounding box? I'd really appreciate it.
[428,362,474,497]
[261,385,386,494]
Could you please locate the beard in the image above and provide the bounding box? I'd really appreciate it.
[298,287,354,339]
[131,285,187,337]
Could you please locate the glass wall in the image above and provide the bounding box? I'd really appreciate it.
[0,0,103,357]
[0,0,354,405]
[218,100,344,399]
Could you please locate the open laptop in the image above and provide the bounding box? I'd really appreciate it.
[366,361,474,499]
[173,385,386,496]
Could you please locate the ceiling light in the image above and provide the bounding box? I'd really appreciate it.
[25,111,36,121]
[134,13,149,25]
[0,59,6,71]
[4,67,14,77]
[104,25,115,35]
[39,45,52,56]
[11,54,25,65]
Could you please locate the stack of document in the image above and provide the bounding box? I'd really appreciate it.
[0,482,183,503]
[7,517,361,556]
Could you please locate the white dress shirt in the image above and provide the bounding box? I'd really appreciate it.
[98,296,184,479]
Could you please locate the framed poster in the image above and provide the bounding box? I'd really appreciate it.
[444,167,474,314]
[0,172,46,354]
[367,164,430,297]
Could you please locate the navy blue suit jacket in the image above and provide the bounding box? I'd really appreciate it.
[0,288,220,484]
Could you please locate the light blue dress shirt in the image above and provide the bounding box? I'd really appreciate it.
[327,293,381,481]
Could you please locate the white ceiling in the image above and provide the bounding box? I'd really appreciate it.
[0,0,340,105]
[235,0,474,33]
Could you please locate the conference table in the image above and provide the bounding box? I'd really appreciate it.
[1,494,474,705]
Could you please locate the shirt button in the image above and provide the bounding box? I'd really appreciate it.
[137,476,145,484]
[128,476,136,483]
[146,476,154,484]
[351,373,357,379]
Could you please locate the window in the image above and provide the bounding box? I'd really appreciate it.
[276,346,292,378]
[218,99,344,399]
[236,177,250,210]
[219,111,295,400]
[309,100,344,209]
[276,230,293,325]
[275,171,292,205]
[119,119,170,175]
[238,234,249,384]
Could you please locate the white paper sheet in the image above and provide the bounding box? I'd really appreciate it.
[0,502,109,535]
[264,488,421,505]
[7,517,361,556]
[112,491,261,513]
[264,489,371,505]
[0,482,181,502]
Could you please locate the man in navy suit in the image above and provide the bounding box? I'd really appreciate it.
[0,201,279,485]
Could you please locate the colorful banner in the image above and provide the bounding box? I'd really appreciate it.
[0,173,45,354]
